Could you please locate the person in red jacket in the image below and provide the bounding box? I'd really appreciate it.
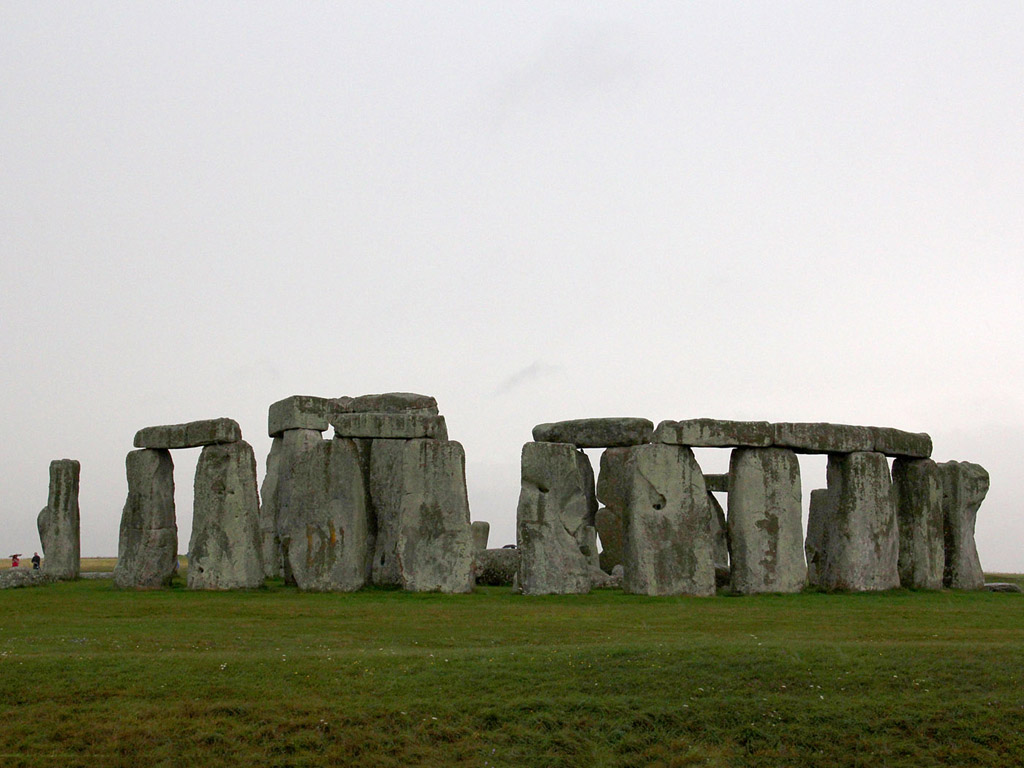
[10,554,20,568]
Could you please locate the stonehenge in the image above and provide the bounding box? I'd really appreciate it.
[939,461,989,590]
[37,459,81,580]
[113,449,177,588]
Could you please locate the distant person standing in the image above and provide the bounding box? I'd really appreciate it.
[31,552,41,570]
[11,554,20,568]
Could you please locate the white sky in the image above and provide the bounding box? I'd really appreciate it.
[2,2,1022,571]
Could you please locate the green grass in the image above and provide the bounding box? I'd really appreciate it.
[1,580,1022,768]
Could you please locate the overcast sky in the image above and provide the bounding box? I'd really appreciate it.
[3,2,1022,571]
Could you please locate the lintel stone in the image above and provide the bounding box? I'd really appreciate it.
[335,392,438,415]
[268,395,334,437]
[532,418,653,448]
[870,426,932,459]
[772,422,874,454]
[330,412,448,440]
[134,418,241,449]
[654,419,772,448]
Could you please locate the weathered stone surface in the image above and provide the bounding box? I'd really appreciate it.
[188,441,263,590]
[114,449,178,589]
[892,458,944,589]
[258,436,285,579]
[577,450,599,568]
[983,582,1022,593]
[939,461,989,590]
[707,492,731,588]
[369,439,474,593]
[36,459,81,580]
[598,444,715,596]
[475,547,519,586]
[532,418,653,448]
[134,418,242,450]
[727,448,805,594]
[589,564,622,589]
[704,473,730,493]
[596,507,623,573]
[815,452,899,591]
[655,419,772,448]
[268,396,334,437]
[0,569,57,590]
[516,442,593,594]
[471,521,490,553]
[772,423,874,455]
[331,412,448,440]
[276,436,372,592]
[804,488,830,588]
[336,392,439,415]
[870,427,932,459]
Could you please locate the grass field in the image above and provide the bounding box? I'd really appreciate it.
[1,574,1023,768]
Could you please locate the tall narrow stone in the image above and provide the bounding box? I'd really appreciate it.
[598,444,715,597]
[114,449,177,589]
[188,441,263,590]
[707,492,730,587]
[258,436,285,579]
[804,488,830,588]
[816,452,899,591]
[892,457,944,589]
[939,460,989,590]
[727,448,805,594]
[471,521,490,553]
[516,442,592,595]
[596,507,622,573]
[370,439,474,593]
[36,459,81,580]
[277,437,372,592]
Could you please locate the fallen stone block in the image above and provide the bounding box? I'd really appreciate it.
[654,419,772,448]
[531,418,653,448]
[870,427,932,459]
[727,448,805,594]
[893,458,944,589]
[939,460,989,590]
[0,569,57,590]
[134,418,242,449]
[772,422,874,454]
[114,449,178,589]
[331,412,448,440]
[37,459,81,580]
[983,582,1022,593]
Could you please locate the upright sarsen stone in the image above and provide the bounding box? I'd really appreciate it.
[188,441,263,590]
[727,448,805,594]
[804,488,830,588]
[707,492,730,588]
[892,457,944,589]
[939,461,989,590]
[596,507,623,573]
[471,521,490,553]
[370,439,474,593]
[259,436,285,579]
[598,444,715,597]
[114,449,177,589]
[516,442,593,595]
[36,459,81,580]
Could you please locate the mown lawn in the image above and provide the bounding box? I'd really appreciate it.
[1,579,1022,768]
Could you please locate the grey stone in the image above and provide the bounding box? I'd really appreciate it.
[707,492,731,588]
[939,460,989,590]
[268,396,334,437]
[576,450,599,567]
[531,418,653,448]
[276,436,372,592]
[983,582,1022,593]
[471,521,490,553]
[516,441,593,594]
[369,439,474,593]
[36,459,81,580]
[336,392,439,415]
[727,448,805,594]
[134,418,242,450]
[114,449,178,589]
[772,423,874,455]
[596,507,623,573]
[597,444,715,596]
[0,569,57,590]
[704,473,730,493]
[892,458,944,589]
[804,488,830,588]
[330,412,448,440]
[589,564,622,589]
[870,427,932,459]
[815,452,899,591]
[188,441,263,590]
[475,547,519,586]
[258,436,285,579]
[654,419,773,448]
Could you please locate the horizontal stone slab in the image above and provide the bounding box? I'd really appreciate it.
[703,473,730,493]
[134,418,241,449]
[531,418,653,448]
[983,582,1023,593]
[335,392,439,415]
[330,412,448,440]
[771,422,874,454]
[268,395,335,437]
[654,419,773,448]
[870,426,932,458]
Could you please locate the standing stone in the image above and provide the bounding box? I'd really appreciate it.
[816,452,899,591]
[114,449,177,589]
[277,437,372,592]
[516,442,592,594]
[597,444,715,597]
[370,439,474,593]
[471,521,490,553]
[727,448,805,594]
[259,436,285,579]
[188,441,263,590]
[707,492,731,588]
[939,461,989,590]
[36,459,81,580]
[892,458,944,589]
[576,450,600,568]
[804,488,830,588]
[596,507,623,573]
